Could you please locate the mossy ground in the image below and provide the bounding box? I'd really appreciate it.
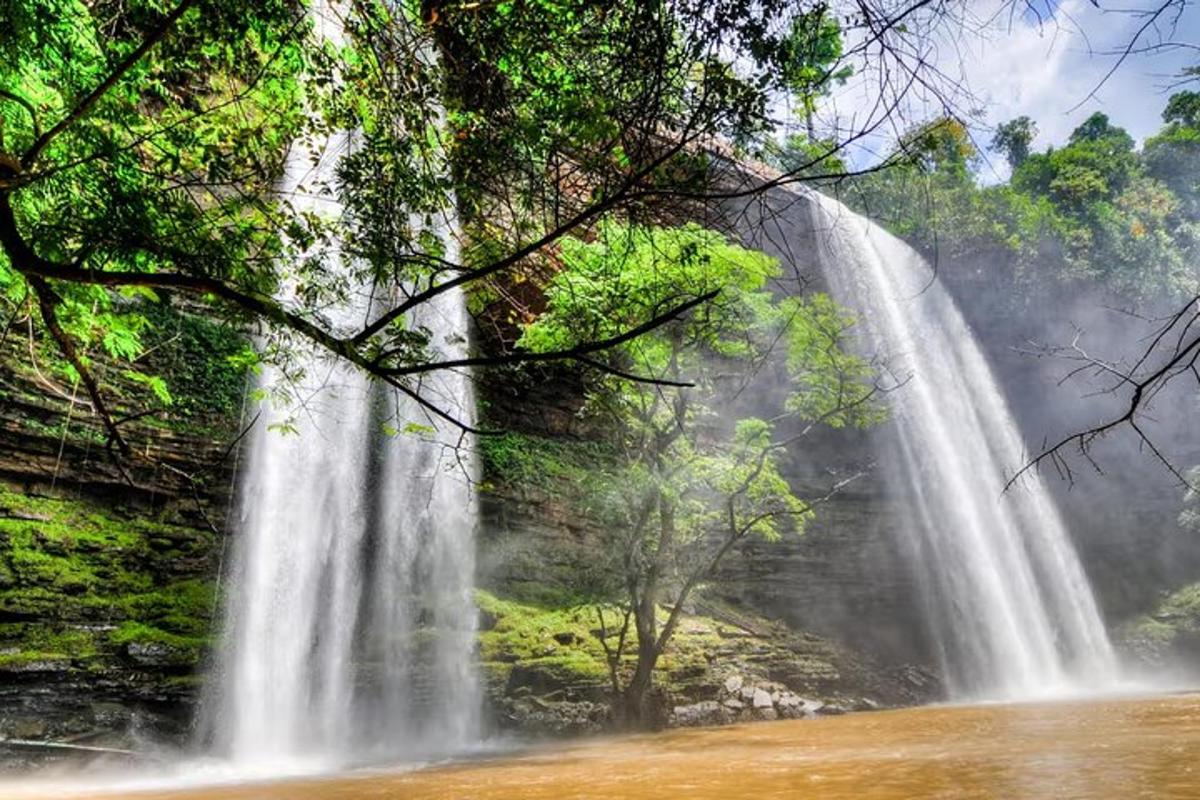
[476,589,843,707]
[0,483,215,670]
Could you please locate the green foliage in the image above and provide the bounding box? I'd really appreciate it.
[779,7,852,116]
[991,116,1038,171]
[518,223,880,711]
[479,432,618,497]
[759,7,852,176]
[1118,582,1200,666]
[846,98,1200,306]
[0,0,908,438]
[137,304,251,421]
[0,0,307,417]
[1164,91,1200,128]
[521,225,878,544]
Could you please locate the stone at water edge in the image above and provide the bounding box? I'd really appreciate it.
[723,675,743,694]
[752,688,773,709]
[776,693,800,708]
[672,701,726,728]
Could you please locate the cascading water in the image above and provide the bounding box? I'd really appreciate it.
[199,60,479,766]
[804,190,1117,700]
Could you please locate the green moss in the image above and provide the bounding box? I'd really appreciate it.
[0,623,100,662]
[0,482,216,671]
[110,621,198,648]
[475,590,768,696]
[478,591,609,669]
[478,433,617,496]
[0,651,72,670]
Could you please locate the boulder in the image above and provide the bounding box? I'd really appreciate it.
[673,701,727,728]
[752,688,773,709]
[800,698,825,715]
[723,675,743,694]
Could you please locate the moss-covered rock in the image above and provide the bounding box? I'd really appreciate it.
[0,482,217,754]
[476,589,935,736]
[1117,583,1200,668]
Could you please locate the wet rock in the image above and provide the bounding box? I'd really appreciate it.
[503,697,610,736]
[673,701,727,728]
[0,658,70,675]
[752,706,777,721]
[9,718,46,739]
[124,642,180,668]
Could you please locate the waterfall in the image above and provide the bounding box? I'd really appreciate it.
[805,190,1117,700]
[198,48,479,766]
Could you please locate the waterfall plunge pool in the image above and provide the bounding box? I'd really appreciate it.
[9,691,1200,799]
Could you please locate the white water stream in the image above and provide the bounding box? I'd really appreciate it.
[198,10,479,764]
[807,191,1118,700]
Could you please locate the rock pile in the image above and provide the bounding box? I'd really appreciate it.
[670,673,850,727]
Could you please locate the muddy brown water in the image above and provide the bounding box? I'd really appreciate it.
[10,692,1200,799]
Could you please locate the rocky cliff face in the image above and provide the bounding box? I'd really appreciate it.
[0,332,236,768]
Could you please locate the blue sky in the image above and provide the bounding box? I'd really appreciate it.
[818,0,1200,180]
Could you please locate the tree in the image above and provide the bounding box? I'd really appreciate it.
[0,0,961,472]
[780,6,853,142]
[1145,91,1200,218]
[1163,91,1200,129]
[520,223,882,726]
[991,116,1037,171]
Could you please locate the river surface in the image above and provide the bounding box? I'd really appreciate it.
[11,692,1200,799]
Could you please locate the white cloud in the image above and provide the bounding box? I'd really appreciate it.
[816,0,1200,179]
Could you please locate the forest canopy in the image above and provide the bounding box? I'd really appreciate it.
[0,0,952,453]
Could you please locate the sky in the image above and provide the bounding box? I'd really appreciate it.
[816,0,1200,181]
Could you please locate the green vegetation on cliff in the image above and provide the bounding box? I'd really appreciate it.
[1118,583,1200,668]
[474,588,879,734]
[479,433,618,499]
[0,484,215,670]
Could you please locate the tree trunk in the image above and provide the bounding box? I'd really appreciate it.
[622,608,661,728]
[620,493,675,729]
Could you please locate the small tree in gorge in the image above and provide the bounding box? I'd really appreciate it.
[520,224,883,727]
